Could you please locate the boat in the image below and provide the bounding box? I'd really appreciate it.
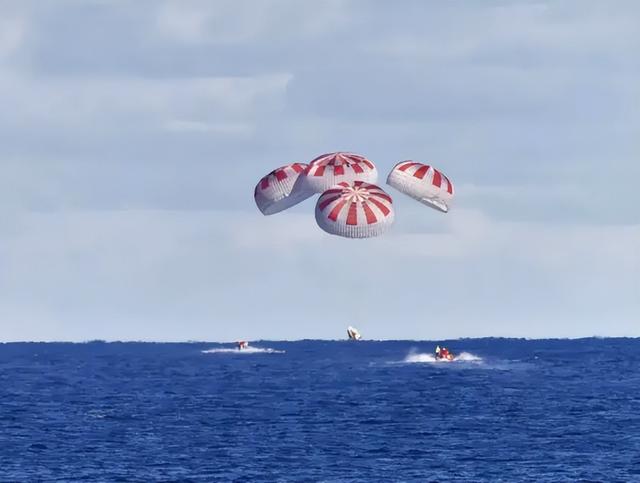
[236,341,249,350]
[434,345,454,361]
[347,326,361,340]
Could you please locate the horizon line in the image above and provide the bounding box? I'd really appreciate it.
[1,335,638,344]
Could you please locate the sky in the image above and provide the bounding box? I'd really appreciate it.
[0,0,638,341]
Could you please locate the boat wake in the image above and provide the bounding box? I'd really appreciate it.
[201,346,285,355]
[403,350,483,364]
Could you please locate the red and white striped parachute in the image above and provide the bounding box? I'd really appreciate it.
[386,161,454,213]
[299,152,378,194]
[254,163,312,215]
[315,181,394,238]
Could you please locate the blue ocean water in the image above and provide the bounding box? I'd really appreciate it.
[1,338,640,482]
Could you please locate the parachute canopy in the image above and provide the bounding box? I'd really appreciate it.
[386,161,454,213]
[298,152,378,194]
[315,181,394,238]
[254,163,312,215]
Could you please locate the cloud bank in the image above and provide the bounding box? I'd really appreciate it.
[0,0,638,340]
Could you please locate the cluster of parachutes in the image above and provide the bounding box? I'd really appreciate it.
[253,152,454,239]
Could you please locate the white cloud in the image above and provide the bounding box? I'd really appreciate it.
[0,73,292,129]
[163,119,254,136]
[229,210,321,251]
[0,14,26,58]
[154,0,348,45]
[365,1,639,66]
[0,208,637,341]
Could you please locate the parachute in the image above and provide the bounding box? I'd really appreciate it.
[386,161,454,213]
[315,181,394,238]
[254,154,454,238]
[254,163,312,215]
[297,152,378,194]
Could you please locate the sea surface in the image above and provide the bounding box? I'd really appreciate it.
[1,338,640,482]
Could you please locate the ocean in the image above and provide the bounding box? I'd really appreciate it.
[1,338,639,482]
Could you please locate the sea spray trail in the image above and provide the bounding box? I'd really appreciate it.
[403,350,483,364]
[400,349,533,371]
[201,346,285,354]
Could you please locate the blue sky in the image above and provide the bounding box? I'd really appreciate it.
[0,0,638,341]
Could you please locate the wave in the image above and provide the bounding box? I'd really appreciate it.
[201,346,285,354]
[454,351,483,362]
[403,350,483,364]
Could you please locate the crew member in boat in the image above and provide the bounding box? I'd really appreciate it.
[435,345,452,360]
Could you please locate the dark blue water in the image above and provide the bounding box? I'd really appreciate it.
[1,339,640,482]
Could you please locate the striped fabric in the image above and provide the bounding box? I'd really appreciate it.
[300,152,378,194]
[254,163,312,215]
[315,181,394,238]
[386,161,454,213]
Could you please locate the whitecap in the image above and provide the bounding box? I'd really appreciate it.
[403,350,483,364]
[201,346,284,354]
